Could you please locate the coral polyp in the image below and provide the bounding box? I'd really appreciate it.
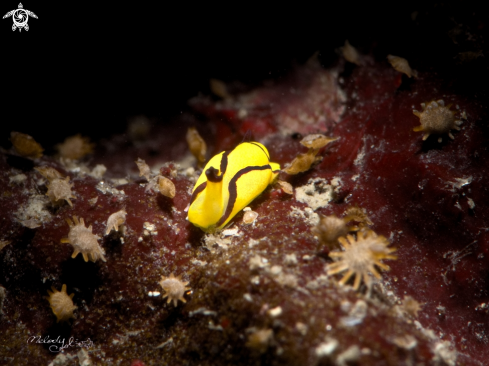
[61,216,106,262]
[327,230,397,290]
[313,214,352,250]
[46,176,76,207]
[344,206,373,229]
[105,209,127,235]
[46,284,77,322]
[412,100,462,142]
[158,273,190,307]
[56,134,94,160]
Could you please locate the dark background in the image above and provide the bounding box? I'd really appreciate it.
[1,2,487,149]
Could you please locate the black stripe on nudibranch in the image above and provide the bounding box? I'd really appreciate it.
[216,165,271,227]
[220,150,231,174]
[189,181,207,205]
[248,142,270,160]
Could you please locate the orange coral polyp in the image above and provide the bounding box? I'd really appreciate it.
[313,214,351,249]
[327,230,397,290]
[57,134,94,160]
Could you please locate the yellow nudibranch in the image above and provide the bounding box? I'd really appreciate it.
[188,142,280,232]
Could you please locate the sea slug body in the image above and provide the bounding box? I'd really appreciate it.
[187,142,280,232]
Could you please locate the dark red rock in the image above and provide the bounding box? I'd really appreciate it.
[1,47,487,366]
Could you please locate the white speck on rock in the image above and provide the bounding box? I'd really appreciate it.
[267,306,282,317]
[336,345,360,366]
[294,178,336,210]
[222,226,241,237]
[315,338,338,358]
[284,253,298,266]
[9,173,27,185]
[249,255,269,271]
[340,300,368,327]
[289,206,320,226]
[432,341,457,366]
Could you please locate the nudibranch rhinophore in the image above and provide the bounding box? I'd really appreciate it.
[188,142,280,232]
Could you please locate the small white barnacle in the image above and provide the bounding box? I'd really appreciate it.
[61,216,106,262]
[413,100,463,142]
[158,273,190,307]
[242,208,259,225]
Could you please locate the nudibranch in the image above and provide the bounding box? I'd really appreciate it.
[188,142,280,232]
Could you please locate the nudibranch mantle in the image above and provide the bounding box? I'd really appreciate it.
[188,142,280,232]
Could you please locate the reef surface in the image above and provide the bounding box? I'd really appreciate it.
[1,51,487,366]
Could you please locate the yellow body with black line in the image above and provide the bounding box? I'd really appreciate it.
[188,142,280,232]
